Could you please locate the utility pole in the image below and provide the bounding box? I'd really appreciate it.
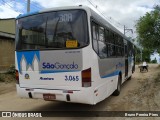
[27,0,30,13]
[124,25,133,35]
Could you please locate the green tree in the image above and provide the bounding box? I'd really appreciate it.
[142,48,151,62]
[136,5,160,53]
[151,57,157,63]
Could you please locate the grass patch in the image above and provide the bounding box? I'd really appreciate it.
[7,64,15,75]
[0,74,5,82]
[0,73,16,83]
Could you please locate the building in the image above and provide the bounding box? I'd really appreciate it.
[0,18,15,72]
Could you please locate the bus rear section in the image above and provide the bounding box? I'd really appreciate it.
[16,49,94,104]
[15,8,95,104]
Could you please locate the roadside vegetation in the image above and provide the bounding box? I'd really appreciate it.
[0,74,5,82]
[155,66,160,84]
[136,5,160,63]
[0,73,15,83]
[0,65,15,83]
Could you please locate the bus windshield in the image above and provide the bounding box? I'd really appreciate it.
[16,10,89,50]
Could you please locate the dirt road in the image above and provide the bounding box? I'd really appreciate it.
[0,64,160,119]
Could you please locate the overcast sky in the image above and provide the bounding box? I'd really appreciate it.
[0,0,160,38]
[0,0,160,61]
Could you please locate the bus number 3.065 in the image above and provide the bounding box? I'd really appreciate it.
[65,75,79,81]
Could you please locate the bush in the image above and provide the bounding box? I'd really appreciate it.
[7,64,16,74]
[151,58,157,63]
[0,74,4,82]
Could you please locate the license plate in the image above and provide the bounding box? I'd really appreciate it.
[43,94,56,101]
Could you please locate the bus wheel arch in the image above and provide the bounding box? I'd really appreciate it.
[112,72,122,96]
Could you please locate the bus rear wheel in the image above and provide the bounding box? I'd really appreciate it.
[113,75,121,96]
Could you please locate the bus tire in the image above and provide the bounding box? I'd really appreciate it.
[132,68,135,73]
[128,75,132,80]
[113,75,121,96]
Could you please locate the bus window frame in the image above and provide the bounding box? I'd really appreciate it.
[91,18,125,59]
[16,9,90,51]
[91,18,108,59]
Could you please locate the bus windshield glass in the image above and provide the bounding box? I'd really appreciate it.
[16,10,89,50]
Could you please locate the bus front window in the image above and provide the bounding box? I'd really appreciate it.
[16,10,89,50]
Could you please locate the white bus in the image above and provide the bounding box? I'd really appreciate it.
[15,6,135,105]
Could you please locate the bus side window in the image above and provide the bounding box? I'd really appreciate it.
[92,22,108,58]
[92,22,99,54]
[105,29,109,42]
[106,30,116,57]
[98,27,107,58]
[115,35,124,57]
[125,43,128,57]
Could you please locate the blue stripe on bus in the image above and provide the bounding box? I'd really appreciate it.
[16,11,39,19]
[40,70,80,74]
[101,70,120,78]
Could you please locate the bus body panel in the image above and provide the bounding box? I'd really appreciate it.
[16,50,83,89]
[128,55,134,77]
[91,50,125,104]
[16,45,96,105]
[98,57,125,78]
[15,6,135,105]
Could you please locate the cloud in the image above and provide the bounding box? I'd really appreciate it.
[14,2,25,13]
[0,0,24,18]
[31,0,159,37]
[0,4,21,18]
[32,0,77,8]
[92,0,158,36]
[0,0,159,37]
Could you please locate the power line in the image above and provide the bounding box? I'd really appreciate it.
[87,0,112,23]
[87,0,97,8]
[10,0,26,13]
[1,0,15,11]
[88,0,124,28]
[1,0,25,13]
[87,0,129,31]
[32,2,43,10]
[24,0,44,12]
[0,0,22,17]
[25,0,42,9]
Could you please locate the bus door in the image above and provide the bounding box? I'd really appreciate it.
[125,44,128,78]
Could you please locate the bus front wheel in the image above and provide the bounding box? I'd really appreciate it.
[113,75,121,96]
